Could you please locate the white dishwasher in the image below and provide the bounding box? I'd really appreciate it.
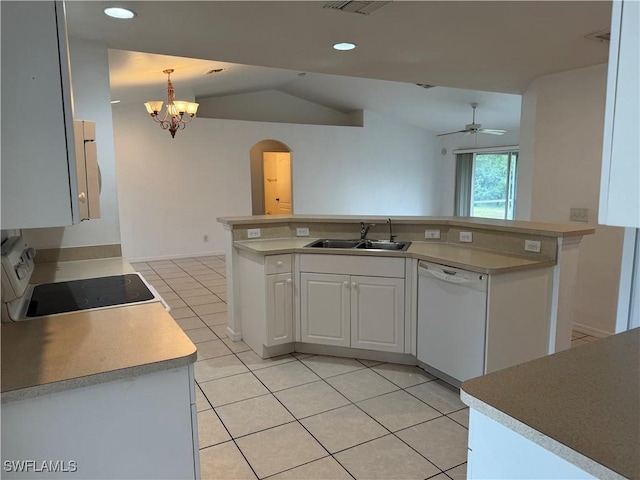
[417,261,488,386]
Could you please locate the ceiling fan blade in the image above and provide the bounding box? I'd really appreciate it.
[436,129,470,137]
[479,129,506,135]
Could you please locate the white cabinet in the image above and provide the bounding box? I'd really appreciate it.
[467,410,596,480]
[266,272,294,345]
[1,1,79,229]
[2,366,199,480]
[301,273,351,347]
[350,276,405,352]
[599,0,640,228]
[236,251,294,357]
[299,255,406,353]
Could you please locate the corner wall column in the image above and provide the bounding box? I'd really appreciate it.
[222,224,242,341]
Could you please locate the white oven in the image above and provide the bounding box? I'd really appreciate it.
[1,236,168,322]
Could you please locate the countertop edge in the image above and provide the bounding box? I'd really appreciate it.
[1,350,197,404]
[233,239,555,275]
[217,215,595,238]
[460,389,626,480]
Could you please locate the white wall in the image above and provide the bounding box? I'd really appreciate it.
[197,90,361,126]
[112,106,439,261]
[22,38,121,249]
[436,130,521,216]
[517,64,624,336]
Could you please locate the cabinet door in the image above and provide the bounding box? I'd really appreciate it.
[1,1,79,229]
[351,276,405,353]
[599,0,640,228]
[265,273,293,346]
[300,273,350,347]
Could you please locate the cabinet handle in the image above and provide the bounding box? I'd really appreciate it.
[277,261,283,267]
[351,282,357,288]
[286,278,292,284]
[343,281,349,287]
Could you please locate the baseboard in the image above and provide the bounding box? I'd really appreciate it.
[572,322,612,338]
[127,251,225,263]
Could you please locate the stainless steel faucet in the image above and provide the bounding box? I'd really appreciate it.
[387,218,396,242]
[360,222,376,240]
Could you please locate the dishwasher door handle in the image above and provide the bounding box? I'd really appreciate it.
[419,266,474,285]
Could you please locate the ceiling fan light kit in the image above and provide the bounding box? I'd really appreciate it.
[437,103,507,137]
[144,69,199,139]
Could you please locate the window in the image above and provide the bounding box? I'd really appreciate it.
[455,148,518,220]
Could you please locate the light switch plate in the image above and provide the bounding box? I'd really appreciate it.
[296,227,310,237]
[247,228,261,239]
[459,231,473,243]
[425,229,441,239]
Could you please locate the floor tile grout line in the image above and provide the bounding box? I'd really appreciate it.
[217,356,342,478]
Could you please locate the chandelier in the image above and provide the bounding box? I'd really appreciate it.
[144,69,199,138]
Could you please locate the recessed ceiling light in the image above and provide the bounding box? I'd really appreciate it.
[103,7,136,19]
[333,42,356,51]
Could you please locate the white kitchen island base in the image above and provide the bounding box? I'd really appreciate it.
[467,410,596,479]
[2,365,200,480]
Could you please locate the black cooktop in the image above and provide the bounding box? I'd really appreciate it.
[27,274,155,317]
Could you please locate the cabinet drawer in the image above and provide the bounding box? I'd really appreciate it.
[299,254,405,278]
[266,254,292,274]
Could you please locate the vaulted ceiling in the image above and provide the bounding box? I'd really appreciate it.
[65,1,611,133]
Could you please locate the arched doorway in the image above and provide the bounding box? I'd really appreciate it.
[249,140,293,215]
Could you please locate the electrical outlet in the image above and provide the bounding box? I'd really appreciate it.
[296,227,310,237]
[524,239,541,253]
[570,207,589,222]
[425,229,441,239]
[203,235,209,243]
[459,231,473,243]
[247,228,261,239]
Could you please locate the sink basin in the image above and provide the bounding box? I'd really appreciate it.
[356,240,412,251]
[305,239,362,249]
[304,239,411,251]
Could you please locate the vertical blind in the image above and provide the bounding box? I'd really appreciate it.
[454,153,473,216]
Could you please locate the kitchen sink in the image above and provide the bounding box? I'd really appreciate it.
[304,239,411,251]
[305,239,363,249]
[356,240,411,251]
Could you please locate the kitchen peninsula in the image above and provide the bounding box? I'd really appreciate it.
[1,257,200,480]
[461,327,639,479]
[217,215,594,375]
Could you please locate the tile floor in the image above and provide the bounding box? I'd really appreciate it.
[132,256,602,480]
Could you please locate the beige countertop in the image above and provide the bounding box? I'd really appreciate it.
[1,303,197,403]
[218,214,595,238]
[461,328,640,480]
[234,238,554,274]
[2,257,197,403]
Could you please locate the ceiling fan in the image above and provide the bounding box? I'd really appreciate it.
[437,103,507,137]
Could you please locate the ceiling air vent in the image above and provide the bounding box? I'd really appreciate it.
[585,29,610,43]
[204,68,228,75]
[323,1,391,15]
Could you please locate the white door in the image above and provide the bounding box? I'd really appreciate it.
[300,273,350,347]
[351,276,405,353]
[265,273,293,346]
[263,152,292,215]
